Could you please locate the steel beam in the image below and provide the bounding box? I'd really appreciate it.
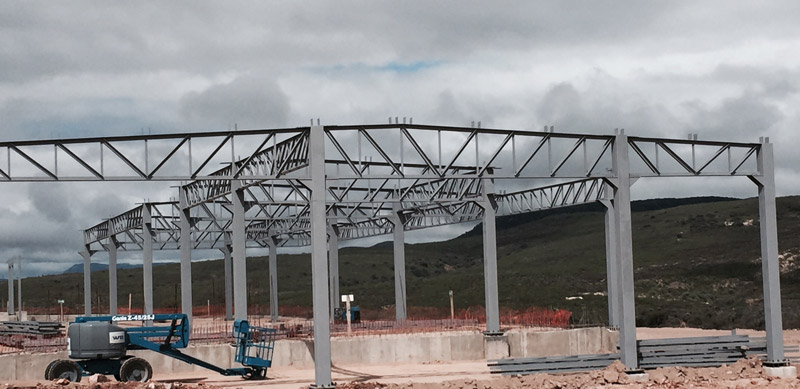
[753,141,786,364]
[600,199,619,327]
[328,226,340,320]
[309,125,333,387]
[142,204,154,317]
[268,238,279,323]
[104,239,118,315]
[179,190,193,323]
[232,180,248,320]
[611,133,638,369]
[80,247,92,316]
[391,203,407,321]
[482,178,500,334]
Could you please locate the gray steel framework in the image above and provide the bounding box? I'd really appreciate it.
[0,124,786,387]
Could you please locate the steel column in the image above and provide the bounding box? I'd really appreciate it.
[179,190,193,323]
[231,179,248,320]
[482,178,500,334]
[391,203,407,321]
[600,199,619,327]
[80,247,92,316]
[142,204,154,317]
[16,259,21,318]
[309,125,333,387]
[268,238,279,323]
[221,244,233,321]
[7,262,13,315]
[328,226,340,320]
[104,239,118,315]
[611,133,638,369]
[754,141,786,364]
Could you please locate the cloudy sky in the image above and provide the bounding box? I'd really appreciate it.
[2,1,800,277]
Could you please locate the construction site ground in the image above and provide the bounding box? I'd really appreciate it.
[4,327,800,388]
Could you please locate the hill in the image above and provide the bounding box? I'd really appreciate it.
[3,195,800,330]
[61,263,142,275]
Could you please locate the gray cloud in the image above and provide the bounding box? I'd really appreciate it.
[179,75,290,131]
[2,1,800,277]
[682,95,783,139]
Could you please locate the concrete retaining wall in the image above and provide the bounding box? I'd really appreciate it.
[0,327,618,381]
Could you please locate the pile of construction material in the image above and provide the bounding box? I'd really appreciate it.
[0,321,64,335]
[489,335,798,375]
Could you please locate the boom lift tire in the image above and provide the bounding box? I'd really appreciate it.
[119,357,153,382]
[43,360,58,380]
[48,359,82,382]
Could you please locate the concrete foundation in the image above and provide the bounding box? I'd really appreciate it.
[764,365,797,379]
[0,327,618,381]
[484,334,510,360]
[626,372,650,382]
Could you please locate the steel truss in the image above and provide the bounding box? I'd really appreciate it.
[0,124,760,183]
[84,177,610,250]
[2,123,785,387]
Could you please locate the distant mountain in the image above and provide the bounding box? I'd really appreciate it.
[461,196,736,237]
[62,263,142,274]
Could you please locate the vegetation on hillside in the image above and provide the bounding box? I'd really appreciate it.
[3,196,800,330]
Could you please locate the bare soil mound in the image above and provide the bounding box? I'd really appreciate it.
[330,357,800,388]
[3,381,219,389]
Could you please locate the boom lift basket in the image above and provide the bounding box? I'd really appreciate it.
[233,320,276,369]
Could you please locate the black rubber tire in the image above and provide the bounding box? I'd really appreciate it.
[119,357,152,382]
[49,359,82,382]
[244,368,267,380]
[44,359,58,380]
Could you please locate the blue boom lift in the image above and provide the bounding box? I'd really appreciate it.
[44,314,276,382]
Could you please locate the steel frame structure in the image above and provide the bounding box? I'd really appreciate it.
[1,123,787,386]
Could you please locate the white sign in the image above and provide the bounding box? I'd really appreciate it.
[109,331,126,344]
[340,294,354,302]
[57,299,65,304]
[112,314,155,322]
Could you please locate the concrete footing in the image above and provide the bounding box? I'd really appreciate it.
[764,365,797,379]
[625,372,649,382]
[484,334,510,360]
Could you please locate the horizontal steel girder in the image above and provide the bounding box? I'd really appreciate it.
[0,124,760,184]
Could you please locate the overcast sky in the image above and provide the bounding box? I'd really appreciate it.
[2,1,800,277]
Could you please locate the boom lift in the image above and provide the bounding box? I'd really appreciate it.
[45,314,276,382]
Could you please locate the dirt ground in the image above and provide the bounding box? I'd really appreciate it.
[4,327,800,388]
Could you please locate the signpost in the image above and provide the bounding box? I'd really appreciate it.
[341,294,354,335]
[449,290,454,321]
[57,299,64,322]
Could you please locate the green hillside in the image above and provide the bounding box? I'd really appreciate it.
[4,196,800,330]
